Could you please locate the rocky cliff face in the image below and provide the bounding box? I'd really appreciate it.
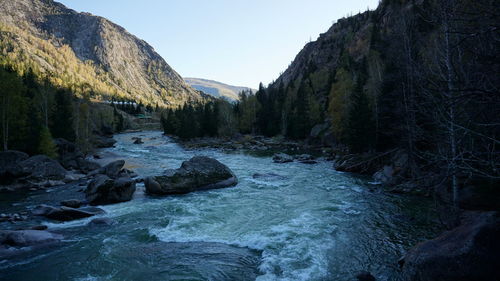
[0,0,201,106]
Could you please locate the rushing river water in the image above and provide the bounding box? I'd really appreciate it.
[0,131,442,281]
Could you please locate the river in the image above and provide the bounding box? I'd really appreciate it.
[0,131,441,281]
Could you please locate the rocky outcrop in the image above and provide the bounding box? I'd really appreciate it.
[32,204,104,221]
[54,138,101,172]
[96,160,125,178]
[401,212,500,281]
[272,153,293,163]
[0,150,29,184]
[20,155,67,181]
[93,136,117,148]
[145,156,237,195]
[0,0,202,107]
[86,175,136,205]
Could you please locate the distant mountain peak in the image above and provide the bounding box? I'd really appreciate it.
[184,78,256,101]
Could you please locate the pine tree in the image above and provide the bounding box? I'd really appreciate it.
[346,82,375,153]
[38,126,58,158]
[51,89,75,141]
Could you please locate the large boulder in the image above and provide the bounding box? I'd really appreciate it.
[401,212,500,281]
[20,155,67,181]
[86,174,136,205]
[0,150,29,183]
[145,156,237,195]
[98,160,126,178]
[93,136,117,148]
[32,204,103,221]
[0,229,64,259]
[0,230,63,247]
[272,153,293,163]
[54,138,101,173]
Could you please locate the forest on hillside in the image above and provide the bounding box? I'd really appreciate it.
[161,0,499,203]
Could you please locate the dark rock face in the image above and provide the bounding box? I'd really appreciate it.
[401,212,500,281]
[0,150,29,183]
[132,137,144,144]
[273,153,293,163]
[20,155,67,181]
[32,204,101,221]
[86,175,136,205]
[145,156,237,195]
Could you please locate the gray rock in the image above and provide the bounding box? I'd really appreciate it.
[299,160,318,165]
[0,230,63,247]
[32,204,100,221]
[93,136,117,148]
[98,160,125,178]
[19,155,67,181]
[61,199,83,208]
[272,153,293,163]
[310,123,329,139]
[373,165,394,185]
[401,212,500,281]
[294,154,314,161]
[76,158,101,173]
[88,218,115,226]
[145,156,237,195]
[0,150,30,183]
[86,175,136,205]
[133,138,144,144]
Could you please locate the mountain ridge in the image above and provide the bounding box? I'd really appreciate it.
[185,77,256,101]
[0,0,201,107]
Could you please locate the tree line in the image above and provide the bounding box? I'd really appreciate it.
[0,66,127,157]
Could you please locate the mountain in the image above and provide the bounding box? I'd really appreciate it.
[184,78,256,101]
[0,0,201,107]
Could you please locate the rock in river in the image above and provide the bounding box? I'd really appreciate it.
[32,204,103,221]
[272,153,293,163]
[86,175,136,205]
[145,156,237,195]
[97,160,126,178]
[0,229,63,259]
[401,211,500,281]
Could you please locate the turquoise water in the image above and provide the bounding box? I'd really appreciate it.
[0,131,441,281]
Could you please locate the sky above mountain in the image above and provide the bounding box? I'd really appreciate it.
[57,0,379,89]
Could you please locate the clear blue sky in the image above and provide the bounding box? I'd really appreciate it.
[57,0,379,89]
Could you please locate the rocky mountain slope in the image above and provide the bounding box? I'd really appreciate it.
[0,0,201,107]
[184,77,256,101]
